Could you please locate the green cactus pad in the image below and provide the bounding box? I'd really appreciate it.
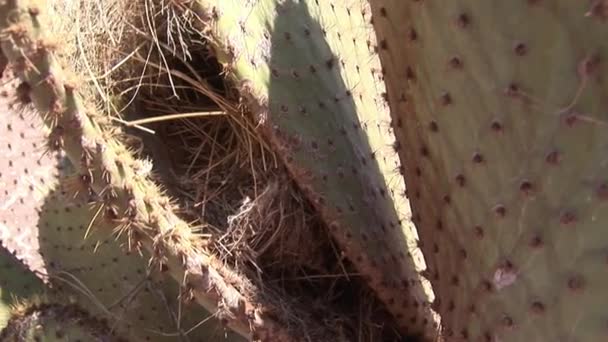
[371,1,608,341]
[39,186,243,342]
[1,302,123,341]
[0,244,45,329]
[188,0,437,337]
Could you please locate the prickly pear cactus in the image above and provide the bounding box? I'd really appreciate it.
[1,302,122,342]
[0,245,44,329]
[0,1,289,340]
[189,0,438,337]
[370,1,608,341]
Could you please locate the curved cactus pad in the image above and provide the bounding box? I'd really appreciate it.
[190,0,437,337]
[371,1,608,341]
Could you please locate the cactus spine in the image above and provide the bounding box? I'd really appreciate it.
[370,0,608,340]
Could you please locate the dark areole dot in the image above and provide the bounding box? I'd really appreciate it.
[501,315,514,328]
[567,275,585,292]
[440,92,452,105]
[409,27,418,41]
[449,56,463,69]
[545,150,561,165]
[520,180,534,195]
[455,174,466,187]
[457,13,470,28]
[474,225,484,239]
[472,152,484,163]
[491,120,503,132]
[596,182,608,200]
[530,235,543,248]
[514,42,528,56]
[530,301,545,314]
[560,211,577,225]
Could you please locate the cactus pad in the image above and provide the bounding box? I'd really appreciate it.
[39,185,243,342]
[189,0,437,337]
[371,1,608,341]
[0,69,61,275]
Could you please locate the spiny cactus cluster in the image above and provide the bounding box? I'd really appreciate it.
[1,0,607,341]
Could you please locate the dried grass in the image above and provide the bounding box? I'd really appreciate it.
[45,0,405,340]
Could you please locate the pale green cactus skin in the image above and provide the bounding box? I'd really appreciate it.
[370,0,608,341]
[0,1,289,340]
[189,0,438,338]
[39,185,244,342]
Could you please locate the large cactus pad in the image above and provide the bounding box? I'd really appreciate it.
[371,1,608,341]
[190,0,437,337]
